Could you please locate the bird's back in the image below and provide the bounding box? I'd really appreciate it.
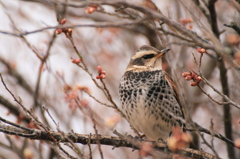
[119,70,185,140]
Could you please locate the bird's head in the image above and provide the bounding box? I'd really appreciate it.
[126,45,170,71]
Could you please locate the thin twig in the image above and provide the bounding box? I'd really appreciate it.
[199,133,220,158]
[0,18,148,37]
[0,74,49,131]
[200,76,240,109]
[84,90,116,109]
[89,111,104,159]
[88,133,93,159]
[44,107,84,159]
[197,85,229,105]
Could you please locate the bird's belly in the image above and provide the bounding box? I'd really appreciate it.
[128,104,171,141]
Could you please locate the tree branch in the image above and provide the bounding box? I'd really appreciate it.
[0,120,220,159]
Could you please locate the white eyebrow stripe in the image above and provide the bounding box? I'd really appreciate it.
[131,50,157,60]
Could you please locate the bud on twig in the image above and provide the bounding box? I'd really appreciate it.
[96,66,106,79]
[55,29,62,34]
[185,76,192,81]
[182,71,202,86]
[68,29,73,36]
[97,66,102,74]
[71,58,81,64]
[197,48,206,54]
[61,18,67,25]
[182,72,190,77]
[85,7,97,14]
[190,81,198,86]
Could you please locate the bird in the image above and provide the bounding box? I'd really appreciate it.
[119,45,186,141]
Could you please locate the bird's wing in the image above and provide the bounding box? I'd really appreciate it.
[164,72,186,120]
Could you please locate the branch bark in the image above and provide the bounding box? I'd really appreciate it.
[0,121,220,159]
[207,0,235,158]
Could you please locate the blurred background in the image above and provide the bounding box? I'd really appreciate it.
[0,0,240,158]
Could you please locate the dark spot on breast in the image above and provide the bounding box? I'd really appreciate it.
[156,87,161,92]
[162,116,165,121]
[161,89,165,93]
[131,104,134,108]
[133,90,137,97]
[147,93,152,98]
[147,87,156,98]
[148,90,153,95]
[124,94,127,100]
[159,94,163,100]
[154,93,158,98]
[159,80,164,86]
[141,79,146,83]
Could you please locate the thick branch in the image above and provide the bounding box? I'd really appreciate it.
[207,0,235,158]
[0,96,31,123]
[0,57,34,95]
[218,60,235,159]
[0,121,219,159]
[208,0,219,38]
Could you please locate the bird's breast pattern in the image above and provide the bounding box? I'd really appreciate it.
[119,70,184,130]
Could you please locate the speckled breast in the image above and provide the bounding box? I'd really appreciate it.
[119,70,184,140]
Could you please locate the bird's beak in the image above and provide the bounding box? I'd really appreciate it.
[155,48,170,58]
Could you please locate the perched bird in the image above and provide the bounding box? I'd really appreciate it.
[119,45,186,141]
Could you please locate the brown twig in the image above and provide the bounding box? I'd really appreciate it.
[0,57,34,95]
[224,22,240,35]
[33,33,57,108]
[197,85,230,105]
[84,91,116,108]
[199,133,220,159]
[0,95,31,123]
[88,134,93,159]
[89,110,104,159]
[66,30,126,119]
[0,18,148,37]
[0,74,49,131]
[192,0,210,23]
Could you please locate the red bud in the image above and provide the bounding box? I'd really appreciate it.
[96,75,101,79]
[182,72,190,77]
[101,71,106,75]
[190,81,198,86]
[185,76,192,81]
[61,18,67,25]
[100,74,106,79]
[97,66,102,74]
[55,29,62,34]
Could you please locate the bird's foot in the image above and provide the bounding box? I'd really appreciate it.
[157,138,169,152]
[157,138,167,144]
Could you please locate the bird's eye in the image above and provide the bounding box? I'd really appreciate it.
[142,54,155,59]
